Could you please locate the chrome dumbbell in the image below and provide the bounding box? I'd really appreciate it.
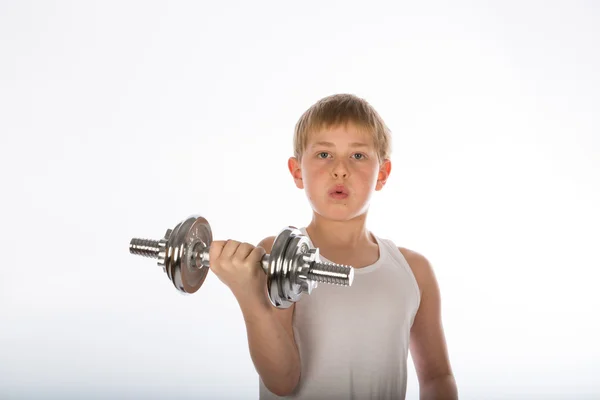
[129,215,354,308]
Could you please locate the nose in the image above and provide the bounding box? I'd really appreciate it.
[331,160,349,179]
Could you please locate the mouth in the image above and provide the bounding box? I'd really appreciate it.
[329,185,349,199]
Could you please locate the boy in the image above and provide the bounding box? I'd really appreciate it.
[209,94,458,399]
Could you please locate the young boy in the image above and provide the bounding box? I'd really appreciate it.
[208,94,458,399]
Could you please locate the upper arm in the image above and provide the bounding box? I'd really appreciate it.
[400,247,454,384]
[258,236,296,340]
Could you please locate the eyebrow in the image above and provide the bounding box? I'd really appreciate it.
[312,141,370,148]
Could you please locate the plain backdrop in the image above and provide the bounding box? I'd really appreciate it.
[1,1,599,399]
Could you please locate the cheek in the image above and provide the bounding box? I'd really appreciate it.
[303,164,328,183]
[355,166,379,188]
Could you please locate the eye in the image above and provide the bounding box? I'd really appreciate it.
[317,152,330,159]
[352,153,366,160]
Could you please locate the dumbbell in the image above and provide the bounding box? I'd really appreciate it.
[129,215,354,309]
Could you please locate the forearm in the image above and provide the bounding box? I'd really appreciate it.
[238,295,300,396]
[420,374,458,400]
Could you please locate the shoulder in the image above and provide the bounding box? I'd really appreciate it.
[397,247,438,294]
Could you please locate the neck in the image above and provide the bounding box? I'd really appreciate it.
[305,212,375,250]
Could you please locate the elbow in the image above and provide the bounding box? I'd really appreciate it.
[420,373,458,400]
[269,386,295,397]
[265,369,300,397]
[265,383,296,397]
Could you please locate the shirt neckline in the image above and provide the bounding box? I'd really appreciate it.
[298,227,386,275]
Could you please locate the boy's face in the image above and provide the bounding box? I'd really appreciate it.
[288,123,391,221]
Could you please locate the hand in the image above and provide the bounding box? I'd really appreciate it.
[208,239,267,303]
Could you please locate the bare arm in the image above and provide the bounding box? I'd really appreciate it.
[238,237,300,396]
[400,247,458,400]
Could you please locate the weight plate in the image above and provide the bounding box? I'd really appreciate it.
[170,215,212,294]
[164,220,185,283]
[280,234,308,305]
[267,227,299,308]
[180,216,212,293]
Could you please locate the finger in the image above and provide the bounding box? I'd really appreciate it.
[209,240,228,261]
[249,245,267,263]
[234,242,255,262]
[221,239,242,259]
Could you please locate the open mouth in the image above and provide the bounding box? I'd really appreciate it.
[329,185,349,198]
[330,192,349,199]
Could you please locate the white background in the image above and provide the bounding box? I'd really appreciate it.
[1,1,599,399]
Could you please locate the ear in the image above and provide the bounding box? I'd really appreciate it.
[288,157,304,189]
[375,159,392,191]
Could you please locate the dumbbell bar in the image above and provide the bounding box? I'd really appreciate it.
[129,215,354,309]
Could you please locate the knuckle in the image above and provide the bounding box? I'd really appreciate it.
[251,246,265,260]
[238,243,251,253]
[208,241,224,259]
[235,242,253,257]
[208,240,265,276]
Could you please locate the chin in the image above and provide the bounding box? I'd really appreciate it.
[306,193,370,220]
[313,204,366,222]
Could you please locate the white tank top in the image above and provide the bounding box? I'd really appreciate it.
[259,228,421,399]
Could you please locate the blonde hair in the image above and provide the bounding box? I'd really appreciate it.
[293,93,392,163]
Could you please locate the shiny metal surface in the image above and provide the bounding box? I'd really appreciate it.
[129,215,354,308]
[170,216,211,293]
[267,227,295,308]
